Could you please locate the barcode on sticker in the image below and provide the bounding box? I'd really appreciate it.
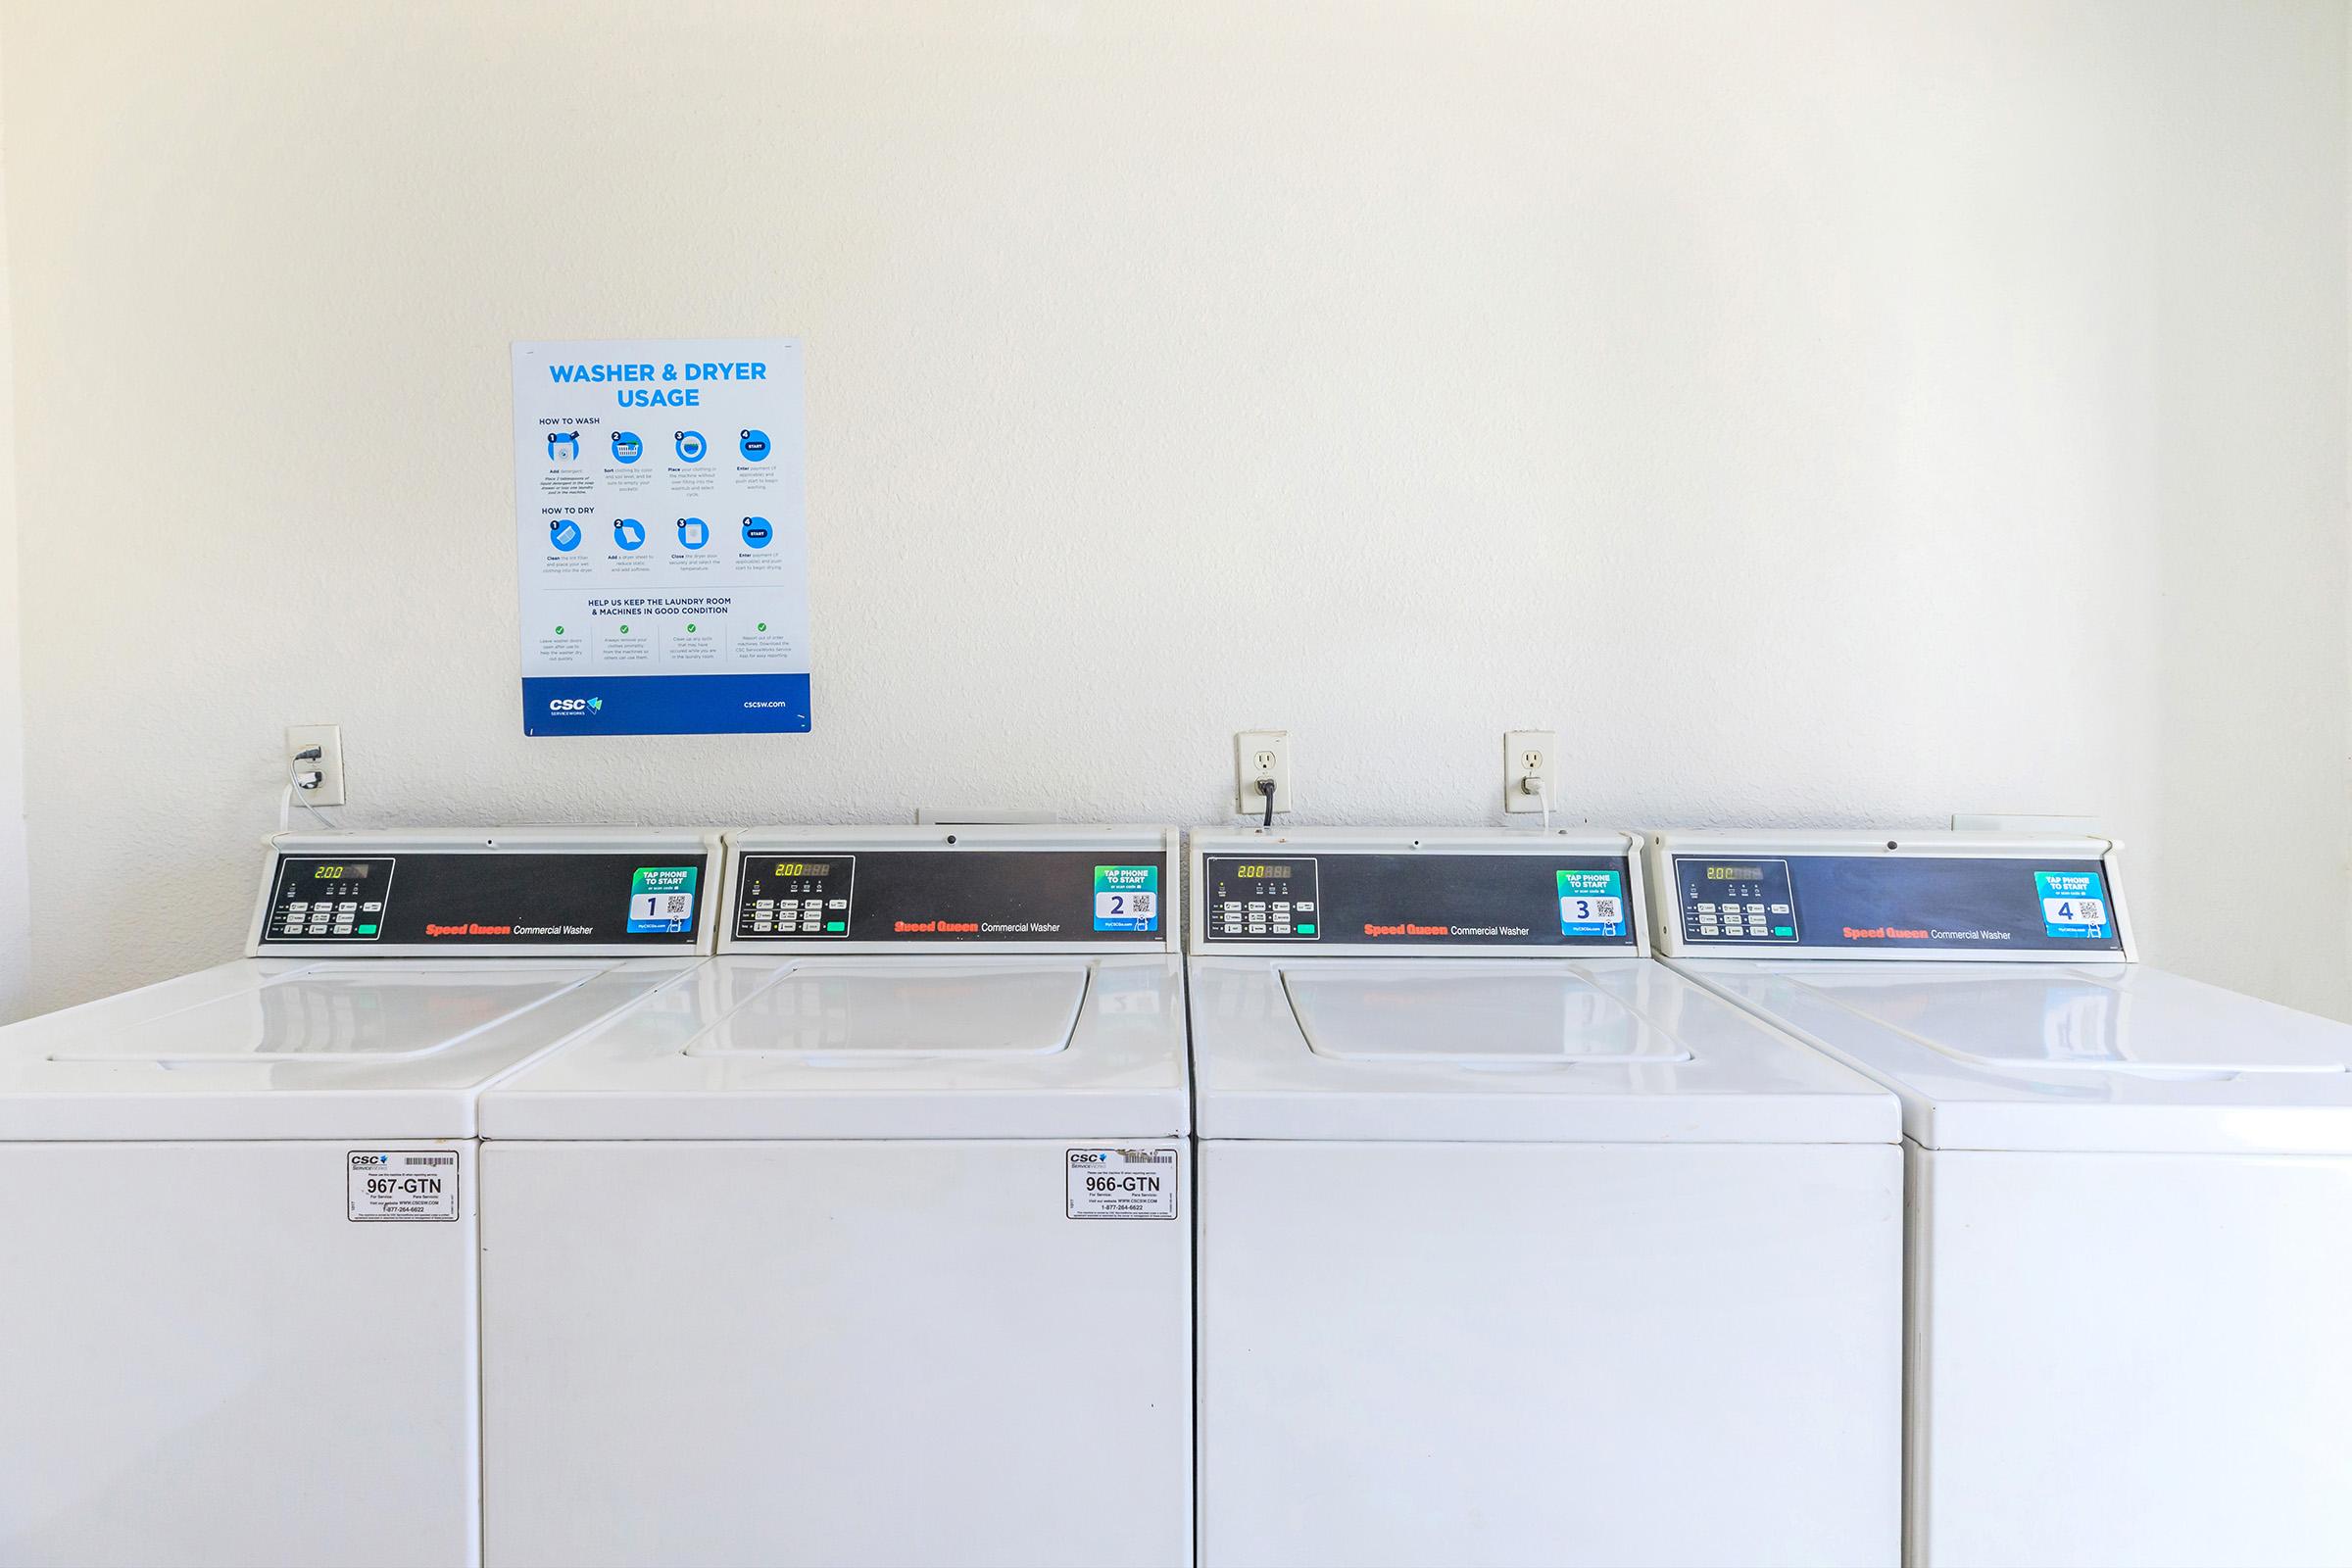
[1067,1148,1179,1220]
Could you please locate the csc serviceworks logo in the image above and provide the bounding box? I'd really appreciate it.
[548,696,605,716]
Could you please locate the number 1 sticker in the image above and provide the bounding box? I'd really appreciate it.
[627,865,699,933]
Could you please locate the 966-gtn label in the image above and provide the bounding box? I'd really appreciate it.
[1066,1147,1178,1220]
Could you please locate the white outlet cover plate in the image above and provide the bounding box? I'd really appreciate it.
[286,723,346,808]
[1234,730,1294,815]
[1503,729,1557,814]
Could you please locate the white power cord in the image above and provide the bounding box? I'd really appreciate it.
[279,747,340,833]
[1519,773,1552,833]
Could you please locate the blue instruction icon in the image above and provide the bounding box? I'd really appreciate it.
[549,518,582,553]
[611,431,642,464]
[547,431,579,461]
[739,428,771,462]
[741,516,773,549]
[676,517,710,551]
[673,430,707,463]
[612,518,646,552]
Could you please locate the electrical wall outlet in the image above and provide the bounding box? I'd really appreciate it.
[1234,730,1294,817]
[1503,729,1558,814]
[286,724,346,808]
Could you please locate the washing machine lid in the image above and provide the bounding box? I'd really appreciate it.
[481,952,1192,1140]
[0,957,701,1140]
[1672,961,2352,1153]
[44,964,611,1062]
[1284,964,1692,1064]
[684,960,1087,1058]
[1188,956,1896,1143]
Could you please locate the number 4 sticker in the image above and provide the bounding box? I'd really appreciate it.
[2034,870,2114,940]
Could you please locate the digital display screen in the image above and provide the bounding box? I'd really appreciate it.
[1706,865,1764,881]
[1234,864,1293,879]
[772,862,833,878]
[312,863,372,880]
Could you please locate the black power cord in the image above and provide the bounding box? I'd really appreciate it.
[1254,776,1276,829]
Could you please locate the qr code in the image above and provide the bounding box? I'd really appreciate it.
[1129,893,1156,919]
[662,895,691,915]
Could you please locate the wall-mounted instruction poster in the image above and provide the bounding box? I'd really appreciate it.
[512,337,809,735]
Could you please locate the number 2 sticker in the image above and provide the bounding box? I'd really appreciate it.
[1093,865,1160,933]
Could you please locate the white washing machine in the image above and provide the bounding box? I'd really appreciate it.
[0,827,721,1568]
[478,824,1192,1568]
[1647,829,2352,1567]
[1188,827,1904,1568]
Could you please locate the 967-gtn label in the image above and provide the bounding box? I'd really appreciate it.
[348,1150,461,1222]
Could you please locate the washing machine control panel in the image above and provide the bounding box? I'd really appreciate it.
[1201,858,1320,939]
[735,857,856,937]
[264,858,397,942]
[729,848,1169,944]
[1200,853,1636,948]
[1674,858,1798,944]
[257,850,710,949]
[1667,852,2124,953]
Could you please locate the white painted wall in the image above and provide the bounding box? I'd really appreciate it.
[0,16,30,1024]
[1,0,2345,1017]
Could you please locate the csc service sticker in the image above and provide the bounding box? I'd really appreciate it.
[348,1151,459,1222]
[1067,1148,1178,1219]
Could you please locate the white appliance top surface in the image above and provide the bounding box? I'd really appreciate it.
[480,953,1189,1139]
[684,960,1087,1058]
[1189,956,1896,1143]
[0,957,702,1140]
[1284,964,1692,1063]
[1670,959,2352,1152]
